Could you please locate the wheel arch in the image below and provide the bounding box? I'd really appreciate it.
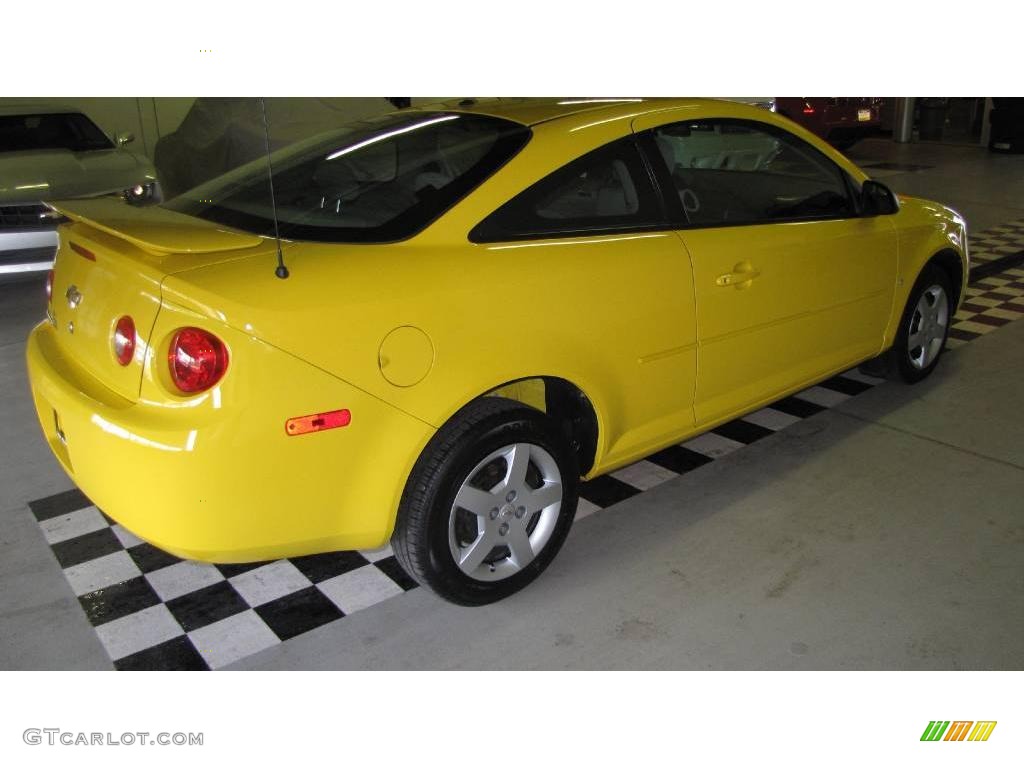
[872,242,967,377]
[926,247,966,310]
[464,375,602,476]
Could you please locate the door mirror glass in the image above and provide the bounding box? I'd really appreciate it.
[861,179,899,216]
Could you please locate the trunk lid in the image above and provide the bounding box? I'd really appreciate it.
[47,197,270,401]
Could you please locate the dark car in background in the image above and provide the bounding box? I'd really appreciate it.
[775,97,883,151]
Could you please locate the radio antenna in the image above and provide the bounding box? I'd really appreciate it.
[259,97,289,279]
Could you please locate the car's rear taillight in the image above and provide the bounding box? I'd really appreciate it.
[168,327,229,394]
[45,270,54,303]
[113,315,136,366]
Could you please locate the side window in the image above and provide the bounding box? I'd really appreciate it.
[649,120,854,226]
[470,138,663,242]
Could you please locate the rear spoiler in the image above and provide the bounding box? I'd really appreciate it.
[48,197,263,256]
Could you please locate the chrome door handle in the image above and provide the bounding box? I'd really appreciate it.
[715,267,761,287]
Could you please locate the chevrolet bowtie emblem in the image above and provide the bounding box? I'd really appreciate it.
[65,285,82,309]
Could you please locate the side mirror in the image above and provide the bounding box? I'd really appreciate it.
[116,132,135,147]
[861,179,899,216]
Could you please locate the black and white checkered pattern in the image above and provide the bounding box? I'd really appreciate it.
[28,492,417,669]
[947,269,1024,349]
[26,221,1024,670]
[965,219,1024,267]
[572,371,880,516]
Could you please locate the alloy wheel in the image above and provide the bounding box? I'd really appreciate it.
[448,442,563,582]
[907,284,949,370]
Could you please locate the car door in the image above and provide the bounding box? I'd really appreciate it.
[637,116,897,425]
[469,136,698,467]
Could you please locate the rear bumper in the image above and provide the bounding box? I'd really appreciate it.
[26,320,435,562]
[822,106,882,138]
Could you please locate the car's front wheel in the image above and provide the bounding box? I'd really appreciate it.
[891,263,954,383]
[391,397,579,605]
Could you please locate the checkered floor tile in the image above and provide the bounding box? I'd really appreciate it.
[25,221,1024,670]
[965,219,1024,267]
[30,490,415,670]
[947,267,1024,349]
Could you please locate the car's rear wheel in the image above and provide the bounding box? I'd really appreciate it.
[391,397,578,605]
[889,263,954,383]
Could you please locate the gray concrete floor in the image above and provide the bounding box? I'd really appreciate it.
[0,277,112,669]
[846,137,1024,233]
[1,138,1022,670]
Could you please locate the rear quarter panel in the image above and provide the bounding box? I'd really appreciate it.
[131,297,434,557]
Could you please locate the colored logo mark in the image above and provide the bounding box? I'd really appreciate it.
[921,721,997,742]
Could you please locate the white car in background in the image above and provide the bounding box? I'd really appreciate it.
[0,105,160,281]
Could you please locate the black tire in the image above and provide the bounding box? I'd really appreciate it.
[887,263,954,384]
[391,396,579,605]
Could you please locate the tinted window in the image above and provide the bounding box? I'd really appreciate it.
[0,113,113,153]
[164,112,530,244]
[649,120,854,226]
[470,137,663,242]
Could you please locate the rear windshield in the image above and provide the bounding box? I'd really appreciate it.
[0,112,114,153]
[163,112,531,243]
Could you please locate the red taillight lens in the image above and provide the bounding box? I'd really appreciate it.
[45,270,54,303]
[168,327,229,394]
[113,315,136,366]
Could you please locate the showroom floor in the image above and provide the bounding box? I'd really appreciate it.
[1,138,1022,670]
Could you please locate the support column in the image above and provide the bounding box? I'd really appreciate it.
[980,97,993,147]
[894,97,915,143]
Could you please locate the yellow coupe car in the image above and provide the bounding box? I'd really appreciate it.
[26,98,968,604]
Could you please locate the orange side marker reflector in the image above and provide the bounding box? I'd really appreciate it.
[69,242,96,261]
[285,409,351,436]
